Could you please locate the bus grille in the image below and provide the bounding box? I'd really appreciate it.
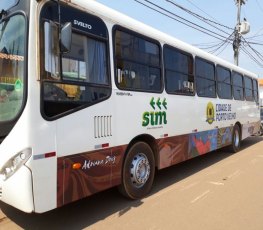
[94,116,112,138]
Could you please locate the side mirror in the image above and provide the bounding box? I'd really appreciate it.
[60,22,72,53]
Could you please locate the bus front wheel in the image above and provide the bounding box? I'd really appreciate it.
[118,142,155,199]
[230,124,241,153]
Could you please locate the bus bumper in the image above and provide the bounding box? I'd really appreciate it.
[0,165,34,213]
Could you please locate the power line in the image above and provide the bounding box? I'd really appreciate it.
[209,32,235,55]
[185,0,221,24]
[195,41,227,50]
[244,41,263,46]
[134,0,263,68]
[241,46,263,67]
[165,0,233,32]
[240,35,263,67]
[134,0,231,42]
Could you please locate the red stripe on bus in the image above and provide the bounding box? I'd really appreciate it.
[102,143,109,148]
[45,152,56,158]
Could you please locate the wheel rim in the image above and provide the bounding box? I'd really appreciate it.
[234,129,240,147]
[130,153,150,188]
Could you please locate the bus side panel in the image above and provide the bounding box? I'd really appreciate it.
[242,121,261,140]
[158,127,232,170]
[158,134,188,169]
[57,145,125,207]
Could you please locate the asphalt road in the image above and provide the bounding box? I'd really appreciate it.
[0,136,263,230]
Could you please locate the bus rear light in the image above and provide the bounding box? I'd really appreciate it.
[0,148,32,181]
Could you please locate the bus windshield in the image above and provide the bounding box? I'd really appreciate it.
[0,15,25,122]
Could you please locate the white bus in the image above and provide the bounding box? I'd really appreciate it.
[0,0,260,213]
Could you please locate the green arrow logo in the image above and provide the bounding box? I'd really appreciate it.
[156,97,162,110]
[150,97,155,110]
[162,98,167,110]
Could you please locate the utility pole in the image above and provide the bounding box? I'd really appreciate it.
[233,0,246,66]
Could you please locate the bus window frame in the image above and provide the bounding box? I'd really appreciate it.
[195,56,217,98]
[243,75,253,102]
[0,11,28,138]
[112,25,163,94]
[163,44,195,96]
[39,2,112,121]
[232,71,244,101]
[252,79,259,103]
[216,65,232,100]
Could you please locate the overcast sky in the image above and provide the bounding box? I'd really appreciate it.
[97,0,263,77]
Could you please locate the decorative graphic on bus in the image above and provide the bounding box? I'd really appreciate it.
[142,97,167,127]
[189,129,217,157]
[82,155,116,170]
[206,102,215,124]
[217,127,232,148]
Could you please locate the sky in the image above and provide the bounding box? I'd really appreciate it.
[97,0,263,78]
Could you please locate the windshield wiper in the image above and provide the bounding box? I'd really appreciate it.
[0,9,7,20]
[0,16,9,42]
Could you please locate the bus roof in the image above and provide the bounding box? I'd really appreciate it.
[69,0,258,79]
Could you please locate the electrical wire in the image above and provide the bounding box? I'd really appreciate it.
[134,0,231,42]
[242,36,263,61]
[240,35,263,67]
[185,0,221,25]
[209,32,235,55]
[241,46,263,67]
[165,0,233,33]
[134,0,263,68]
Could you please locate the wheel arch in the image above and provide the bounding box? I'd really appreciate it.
[125,134,159,168]
[234,121,242,139]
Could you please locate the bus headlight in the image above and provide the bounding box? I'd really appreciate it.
[0,149,32,181]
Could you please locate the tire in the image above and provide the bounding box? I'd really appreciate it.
[230,124,241,153]
[118,142,155,199]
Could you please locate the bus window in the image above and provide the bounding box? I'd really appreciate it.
[195,57,216,98]
[114,28,162,92]
[253,79,259,103]
[0,15,25,123]
[164,46,194,95]
[42,28,110,118]
[216,66,232,99]
[244,76,253,101]
[62,33,108,85]
[232,72,244,101]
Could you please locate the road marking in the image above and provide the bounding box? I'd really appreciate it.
[191,190,210,204]
[227,170,241,179]
[209,181,224,186]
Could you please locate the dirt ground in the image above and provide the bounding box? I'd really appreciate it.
[0,136,263,230]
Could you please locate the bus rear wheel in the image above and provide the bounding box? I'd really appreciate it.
[118,142,155,199]
[230,124,241,153]
[260,123,263,136]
